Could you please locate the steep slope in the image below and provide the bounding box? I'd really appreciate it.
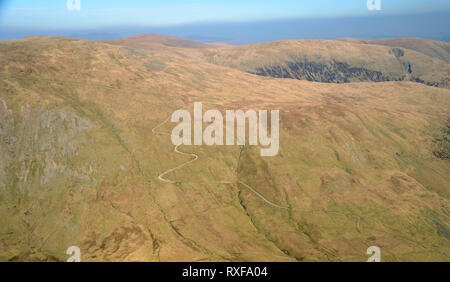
[200,39,450,88]
[0,36,449,261]
[102,36,450,88]
[105,36,449,88]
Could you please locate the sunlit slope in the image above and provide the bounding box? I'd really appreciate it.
[103,33,211,50]
[0,36,449,261]
[200,39,450,88]
[338,37,450,63]
[103,35,450,88]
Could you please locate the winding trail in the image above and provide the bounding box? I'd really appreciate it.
[152,116,201,184]
[152,116,289,209]
[151,116,362,233]
[158,144,199,184]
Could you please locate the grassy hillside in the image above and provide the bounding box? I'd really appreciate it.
[338,37,450,63]
[103,33,211,50]
[0,36,449,261]
[105,35,450,88]
[199,39,449,88]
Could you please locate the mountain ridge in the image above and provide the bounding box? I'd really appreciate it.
[103,34,450,88]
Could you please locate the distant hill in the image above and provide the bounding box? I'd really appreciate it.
[338,37,450,63]
[197,39,450,88]
[102,36,449,88]
[206,42,232,48]
[103,33,210,49]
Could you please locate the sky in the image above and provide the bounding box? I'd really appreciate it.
[0,0,449,42]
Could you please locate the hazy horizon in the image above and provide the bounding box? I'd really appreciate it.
[1,1,449,43]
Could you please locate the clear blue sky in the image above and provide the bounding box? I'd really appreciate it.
[1,0,450,29]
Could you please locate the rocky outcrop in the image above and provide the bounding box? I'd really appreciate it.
[433,117,450,161]
[250,61,395,83]
[0,100,97,194]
